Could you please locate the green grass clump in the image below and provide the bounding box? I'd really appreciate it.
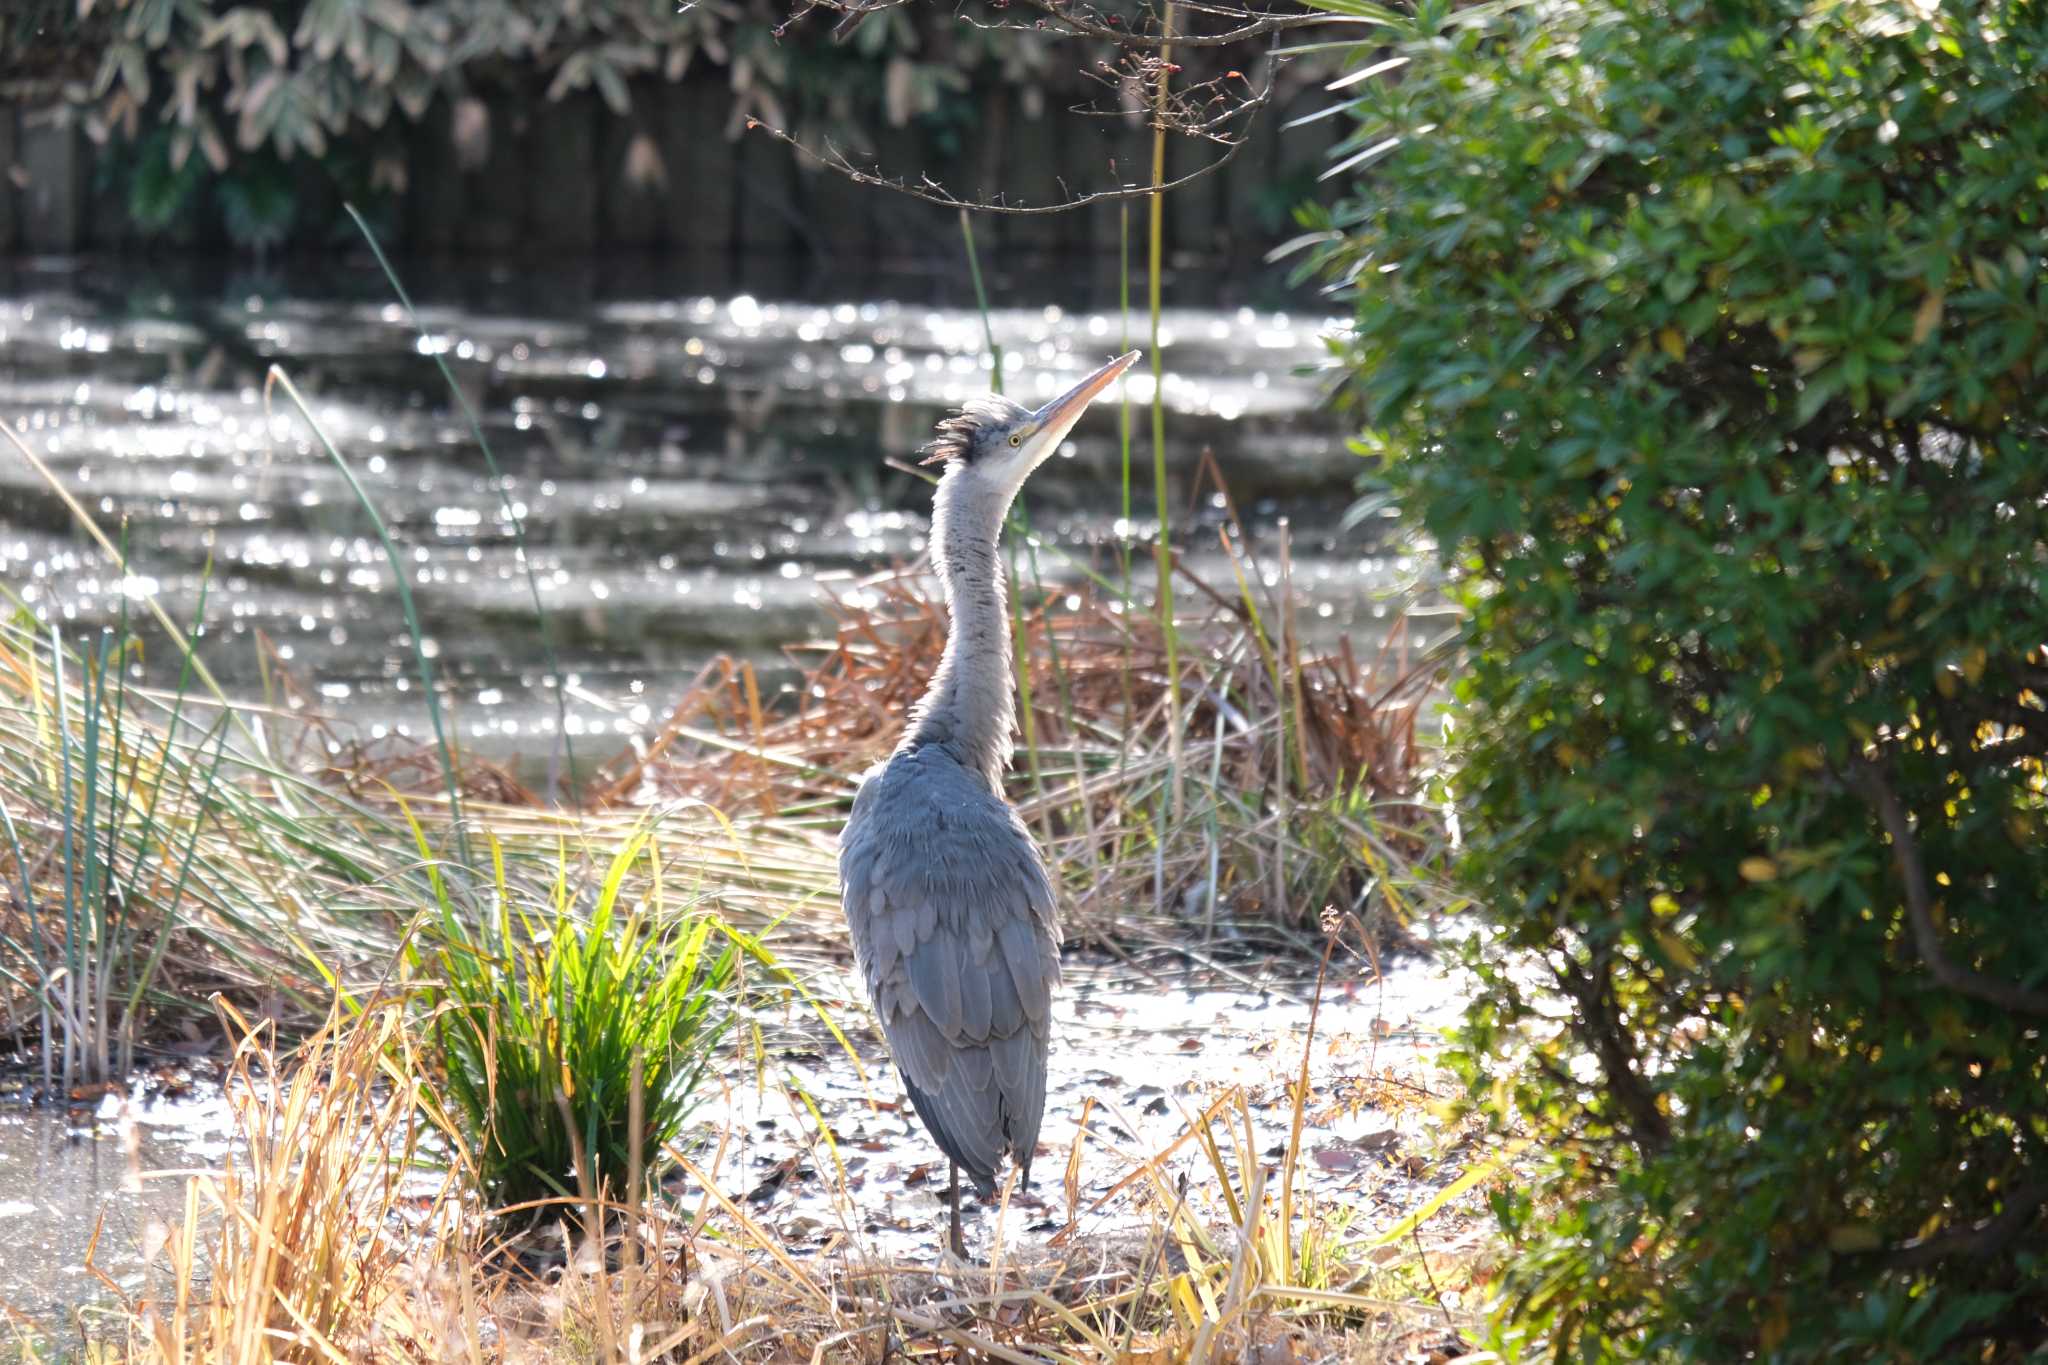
[401,821,742,1212]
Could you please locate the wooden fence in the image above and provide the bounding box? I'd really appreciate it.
[0,71,1342,267]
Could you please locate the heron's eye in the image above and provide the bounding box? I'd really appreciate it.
[1008,433,1022,447]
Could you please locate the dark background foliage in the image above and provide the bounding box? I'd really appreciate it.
[0,0,1336,260]
[1311,0,2047,1357]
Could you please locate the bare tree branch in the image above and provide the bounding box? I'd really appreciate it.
[741,51,1273,215]
[1555,953,1671,1153]
[747,117,1249,211]
[1852,758,2048,1017]
[978,0,1340,48]
[819,0,1351,47]
[1875,1183,2048,1270]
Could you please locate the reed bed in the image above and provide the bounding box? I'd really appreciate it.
[0,612,415,1088]
[588,529,1447,947]
[0,563,1473,1362]
[0,616,852,1085]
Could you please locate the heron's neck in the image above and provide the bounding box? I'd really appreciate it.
[901,471,1018,790]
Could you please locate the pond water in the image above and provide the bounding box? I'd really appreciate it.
[0,254,1425,779]
[0,951,1472,1333]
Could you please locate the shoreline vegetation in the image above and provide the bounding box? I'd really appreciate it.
[0,544,1492,1363]
[0,298,1492,1358]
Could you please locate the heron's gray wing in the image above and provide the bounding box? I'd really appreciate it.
[839,754,1060,1195]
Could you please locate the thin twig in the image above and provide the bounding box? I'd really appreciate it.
[740,58,1270,216]
[1118,1170,1190,1358]
[1411,1219,1458,1333]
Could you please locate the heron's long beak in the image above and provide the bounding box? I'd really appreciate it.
[1029,350,1143,455]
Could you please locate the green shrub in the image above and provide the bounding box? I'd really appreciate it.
[1310,0,2048,1357]
[402,821,740,1213]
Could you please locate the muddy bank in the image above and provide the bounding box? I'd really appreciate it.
[0,951,1476,1335]
[688,953,1473,1263]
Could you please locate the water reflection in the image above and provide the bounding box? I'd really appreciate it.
[0,1072,236,1327]
[0,262,1420,764]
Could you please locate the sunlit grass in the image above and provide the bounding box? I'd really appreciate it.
[0,598,221,1091]
[398,817,742,1211]
[75,972,1504,1365]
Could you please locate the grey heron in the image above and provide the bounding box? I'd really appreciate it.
[837,349,1142,1258]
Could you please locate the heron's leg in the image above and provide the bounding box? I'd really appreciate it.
[947,1162,968,1259]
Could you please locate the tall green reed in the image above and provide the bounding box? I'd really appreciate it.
[0,616,230,1090]
[1148,10,1186,826]
[958,208,1005,397]
[344,204,580,805]
[1119,198,1137,599]
[263,366,470,865]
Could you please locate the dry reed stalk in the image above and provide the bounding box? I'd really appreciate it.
[100,996,469,1364]
[597,546,1446,938]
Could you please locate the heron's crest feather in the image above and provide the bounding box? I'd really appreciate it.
[920,394,1030,465]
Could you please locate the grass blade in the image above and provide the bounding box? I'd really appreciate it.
[343,202,580,806]
[263,365,470,865]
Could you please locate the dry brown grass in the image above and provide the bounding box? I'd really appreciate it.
[79,976,1506,1365]
[93,998,468,1363]
[586,520,1447,946]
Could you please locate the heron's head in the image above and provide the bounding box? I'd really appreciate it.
[921,350,1142,495]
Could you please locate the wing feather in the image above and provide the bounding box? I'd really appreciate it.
[958,940,993,1041]
[999,919,1052,1024]
[837,748,1060,1196]
[985,956,1024,1036]
[908,934,965,1041]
